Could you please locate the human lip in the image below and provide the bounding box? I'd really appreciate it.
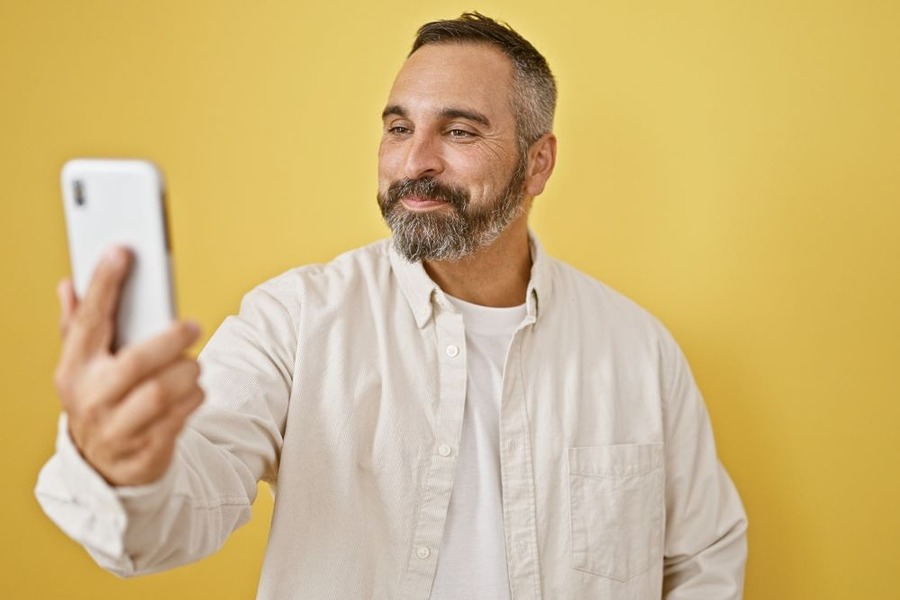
[400,196,449,210]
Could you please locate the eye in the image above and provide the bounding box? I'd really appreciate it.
[447,128,473,139]
[386,125,412,135]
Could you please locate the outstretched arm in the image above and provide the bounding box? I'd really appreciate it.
[36,249,295,575]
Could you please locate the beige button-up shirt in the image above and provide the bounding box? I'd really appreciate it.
[36,238,747,599]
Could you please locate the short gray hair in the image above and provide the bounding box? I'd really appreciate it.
[410,12,557,155]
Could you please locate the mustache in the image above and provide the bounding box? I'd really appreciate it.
[382,177,469,212]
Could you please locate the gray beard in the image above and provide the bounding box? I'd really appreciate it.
[378,160,527,263]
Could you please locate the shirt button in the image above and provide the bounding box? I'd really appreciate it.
[446,345,460,357]
[416,546,431,559]
[438,444,452,457]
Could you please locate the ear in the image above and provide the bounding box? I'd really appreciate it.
[524,133,557,197]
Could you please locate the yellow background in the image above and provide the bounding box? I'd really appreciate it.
[2,1,898,598]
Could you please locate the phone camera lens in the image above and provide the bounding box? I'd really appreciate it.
[74,180,85,207]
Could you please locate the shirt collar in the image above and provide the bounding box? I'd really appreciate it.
[388,242,438,328]
[388,231,553,329]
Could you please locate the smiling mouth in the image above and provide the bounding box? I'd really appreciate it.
[400,196,451,211]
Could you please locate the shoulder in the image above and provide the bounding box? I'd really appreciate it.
[241,239,394,316]
[542,255,686,358]
[543,254,688,379]
[547,257,663,329]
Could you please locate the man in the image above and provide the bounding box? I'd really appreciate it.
[37,13,747,599]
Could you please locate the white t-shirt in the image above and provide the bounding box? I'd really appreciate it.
[430,295,527,600]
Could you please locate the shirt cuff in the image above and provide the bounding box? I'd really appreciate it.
[34,414,174,562]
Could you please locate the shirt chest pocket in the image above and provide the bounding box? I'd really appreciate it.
[567,443,664,582]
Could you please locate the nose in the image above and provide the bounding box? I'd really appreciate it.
[402,132,444,180]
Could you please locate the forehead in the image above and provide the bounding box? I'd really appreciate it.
[386,43,516,122]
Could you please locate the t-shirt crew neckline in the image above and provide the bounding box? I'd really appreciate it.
[444,294,527,336]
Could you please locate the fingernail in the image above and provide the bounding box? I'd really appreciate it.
[104,247,126,269]
[185,321,201,337]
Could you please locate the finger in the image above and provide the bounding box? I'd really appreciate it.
[105,358,202,440]
[63,247,133,362]
[156,386,205,438]
[57,278,78,338]
[93,320,201,403]
[60,319,200,418]
[106,388,204,486]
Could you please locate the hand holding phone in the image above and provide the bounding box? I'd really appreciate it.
[61,158,175,350]
[54,159,204,487]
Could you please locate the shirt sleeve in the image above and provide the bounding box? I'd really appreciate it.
[659,330,748,598]
[34,282,297,576]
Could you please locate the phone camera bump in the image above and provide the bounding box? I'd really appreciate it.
[74,180,85,207]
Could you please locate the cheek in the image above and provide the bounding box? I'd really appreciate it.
[378,141,399,186]
[461,165,505,200]
[378,138,403,167]
[451,146,516,192]
[377,142,395,190]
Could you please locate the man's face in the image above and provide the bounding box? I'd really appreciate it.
[377,43,527,262]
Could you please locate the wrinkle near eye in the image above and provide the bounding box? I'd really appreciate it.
[473,136,509,161]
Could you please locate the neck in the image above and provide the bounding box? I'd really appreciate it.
[422,215,532,308]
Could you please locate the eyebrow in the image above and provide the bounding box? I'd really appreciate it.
[381,105,407,120]
[381,105,492,128]
[442,107,491,127]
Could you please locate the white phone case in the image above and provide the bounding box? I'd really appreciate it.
[61,158,176,349]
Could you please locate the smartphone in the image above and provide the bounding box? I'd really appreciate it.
[61,158,176,350]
